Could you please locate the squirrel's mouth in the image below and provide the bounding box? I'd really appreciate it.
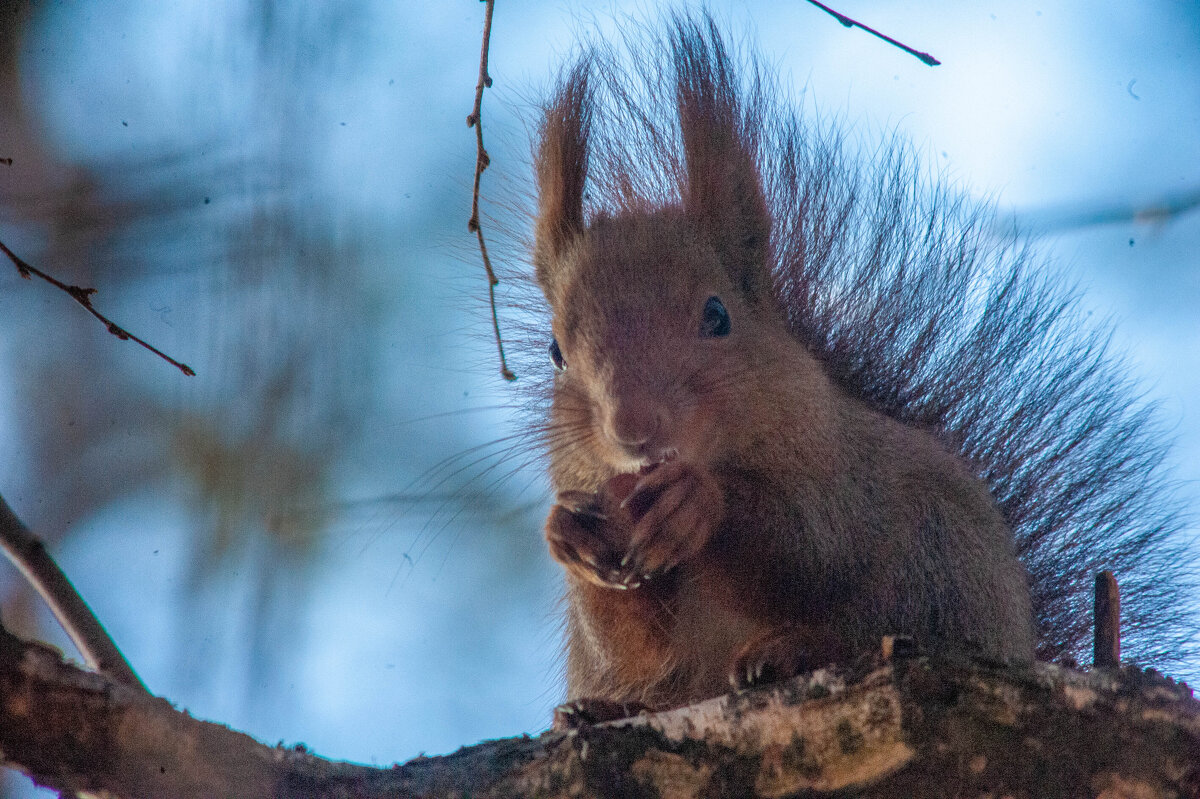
[627,446,678,472]
[608,440,679,472]
[645,448,678,468]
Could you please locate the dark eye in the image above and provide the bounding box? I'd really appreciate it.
[548,337,567,371]
[700,296,731,337]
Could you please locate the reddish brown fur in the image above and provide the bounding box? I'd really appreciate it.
[532,18,1035,712]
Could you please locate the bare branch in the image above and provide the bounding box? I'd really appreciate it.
[0,237,195,376]
[804,1,941,67]
[467,0,516,381]
[0,494,146,691]
[1094,570,1120,668]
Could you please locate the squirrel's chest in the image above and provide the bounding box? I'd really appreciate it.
[567,555,765,706]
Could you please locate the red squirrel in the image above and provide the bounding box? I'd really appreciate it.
[525,14,1192,721]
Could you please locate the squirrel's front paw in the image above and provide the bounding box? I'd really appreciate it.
[545,491,642,589]
[620,461,724,578]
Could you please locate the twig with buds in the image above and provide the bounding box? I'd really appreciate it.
[1,237,195,376]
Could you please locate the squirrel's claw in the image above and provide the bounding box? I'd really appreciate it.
[729,628,807,690]
[556,490,606,518]
[551,698,653,731]
[622,461,724,576]
[728,625,846,691]
[546,501,644,589]
[546,464,723,588]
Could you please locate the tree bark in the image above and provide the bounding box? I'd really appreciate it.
[2,621,1197,798]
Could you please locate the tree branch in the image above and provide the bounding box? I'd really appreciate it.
[0,237,195,376]
[3,624,1197,798]
[803,1,941,67]
[466,0,515,382]
[0,494,146,691]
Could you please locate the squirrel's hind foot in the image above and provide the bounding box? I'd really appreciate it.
[729,624,847,690]
[552,698,654,731]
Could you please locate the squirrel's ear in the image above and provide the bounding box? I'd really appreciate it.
[673,17,772,305]
[534,58,592,295]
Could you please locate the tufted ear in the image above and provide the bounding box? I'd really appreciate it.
[534,57,593,296]
[673,16,773,306]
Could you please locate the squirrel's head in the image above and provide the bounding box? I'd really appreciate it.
[532,35,797,477]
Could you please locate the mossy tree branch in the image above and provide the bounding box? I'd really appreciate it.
[2,621,1197,798]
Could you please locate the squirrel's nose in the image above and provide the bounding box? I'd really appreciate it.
[606,400,667,453]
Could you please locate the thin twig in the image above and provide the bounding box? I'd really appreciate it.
[1093,570,1120,668]
[804,0,941,67]
[467,0,515,381]
[0,493,147,691]
[0,237,195,376]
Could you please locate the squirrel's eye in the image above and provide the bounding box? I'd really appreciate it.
[548,337,567,371]
[700,296,731,337]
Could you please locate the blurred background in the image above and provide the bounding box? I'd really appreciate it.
[0,2,1197,794]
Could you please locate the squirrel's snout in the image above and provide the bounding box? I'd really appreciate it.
[605,400,670,460]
